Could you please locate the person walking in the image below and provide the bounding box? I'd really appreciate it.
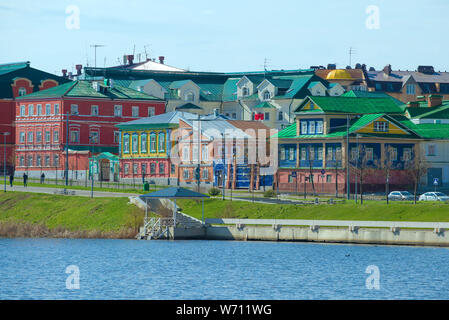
[9,173,14,188]
[40,173,45,184]
[23,173,28,187]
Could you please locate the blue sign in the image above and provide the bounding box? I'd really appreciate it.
[291,172,297,178]
[321,169,326,175]
[434,178,439,186]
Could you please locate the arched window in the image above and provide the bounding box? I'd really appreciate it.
[18,87,27,96]
[158,132,165,152]
[149,133,156,153]
[141,133,147,153]
[185,92,195,101]
[263,91,271,101]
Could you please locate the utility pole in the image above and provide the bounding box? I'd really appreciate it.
[90,44,105,69]
[221,133,226,200]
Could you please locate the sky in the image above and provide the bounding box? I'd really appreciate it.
[1,0,449,75]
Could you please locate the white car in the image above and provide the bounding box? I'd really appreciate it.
[418,192,449,202]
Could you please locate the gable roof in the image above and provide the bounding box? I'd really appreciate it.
[116,111,182,130]
[253,101,277,109]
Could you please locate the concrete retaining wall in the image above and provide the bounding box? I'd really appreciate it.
[169,225,449,247]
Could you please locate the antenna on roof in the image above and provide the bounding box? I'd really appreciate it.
[263,58,271,78]
[90,44,105,68]
[348,47,356,68]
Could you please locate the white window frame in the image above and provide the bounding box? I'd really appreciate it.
[91,105,99,116]
[114,105,122,117]
[20,105,26,117]
[71,104,79,115]
[132,106,139,117]
[148,107,155,117]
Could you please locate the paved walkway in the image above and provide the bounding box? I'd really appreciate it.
[6,185,139,198]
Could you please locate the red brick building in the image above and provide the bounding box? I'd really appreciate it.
[15,80,165,180]
[0,61,68,174]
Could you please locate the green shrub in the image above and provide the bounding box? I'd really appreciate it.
[263,190,277,198]
[208,187,221,196]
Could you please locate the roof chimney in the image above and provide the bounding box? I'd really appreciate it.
[159,56,165,64]
[62,69,67,77]
[427,95,443,108]
[416,95,426,102]
[68,72,73,79]
[407,101,420,108]
[383,64,392,76]
[127,55,134,65]
[75,64,82,76]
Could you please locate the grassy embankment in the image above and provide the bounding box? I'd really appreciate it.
[177,198,449,222]
[0,192,150,239]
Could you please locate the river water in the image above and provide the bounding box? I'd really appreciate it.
[1,238,448,300]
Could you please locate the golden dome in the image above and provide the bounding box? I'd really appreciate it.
[326,69,354,80]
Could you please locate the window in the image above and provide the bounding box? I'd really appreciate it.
[389,147,397,161]
[309,121,315,135]
[90,131,99,144]
[45,104,51,115]
[20,105,26,116]
[132,106,139,117]
[133,163,138,174]
[45,155,50,167]
[185,92,195,101]
[317,147,323,160]
[91,105,99,116]
[19,132,25,143]
[183,169,190,179]
[159,162,165,174]
[70,130,79,143]
[132,133,138,153]
[336,147,342,161]
[278,112,283,121]
[140,133,147,153]
[71,104,78,115]
[27,132,33,143]
[280,147,286,161]
[406,84,416,95]
[326,175,332,183]
[242,87,249,97]
[148,107,155,117]
[327,147,333,161]
[123,134,130,153]
[124,163,129,175]
[232,113,237,119]
[366,148,374,161]
[301,122,308,135]
[53,130,59,143]
[158,132,165,152]
[288,174,294,183]
[19,156,24,167]
[36,155,41,167]
[150,163,156,174]
[289,147,295,161]
[114,131,120,144]
[44,130,50,143]
[202,145,208,161]
[171,164,176,174]
[403,148,412,161]
[309,147,315,160]
[182,146,190,161]
[141,163,147,174]
[148,133,156,152]
[36,131,42,143]
[27,155,33,167]
[37,104,42,116]
[300,147,307,161]
[202,168,208,179]
[54,155,59,167]
[54,104,59,115]
[114,105,122,117]
[192,145,199,162]
[351,148,359,161]
[28,104,34,116]
[263,91,271,101]
[427,144,436,156]
[374,121,389,132]
[18,87,27,96]
[264,112,270,121]
[316,121,323,134]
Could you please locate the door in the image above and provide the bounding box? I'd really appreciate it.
[100,159,110,181]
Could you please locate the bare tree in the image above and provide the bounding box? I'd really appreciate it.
[381,145,397,205]
[307,145,316,196]
[404,145,429,204]
[350,144,374,205]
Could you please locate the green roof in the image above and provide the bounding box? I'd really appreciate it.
[253,101,277,109]
[16,80,163,101]
[295,96,406,115]
[406,101,449,120]
[342,90,404,106]
[0,62,29,76]
[393,116,449,139]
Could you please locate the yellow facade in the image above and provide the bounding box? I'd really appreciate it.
[121,129,169,159]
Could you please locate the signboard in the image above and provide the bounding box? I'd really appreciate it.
[434,178,439,186]
[321,169,326,175]
[291,172,297,178]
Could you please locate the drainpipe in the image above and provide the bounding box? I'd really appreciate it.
[288,98,295,124]
[238,100,249,120]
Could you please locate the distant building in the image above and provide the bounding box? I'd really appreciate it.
[15,80,165,180]
[0,61,69,174]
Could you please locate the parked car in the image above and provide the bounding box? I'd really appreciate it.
[418,192,449,202]
[388,191,414,201]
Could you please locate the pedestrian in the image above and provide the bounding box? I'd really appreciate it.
[9,173,14,187]
[23,173,28,187]
[40,172,45,184]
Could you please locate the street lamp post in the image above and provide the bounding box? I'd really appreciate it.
[1,132,11,192]
[221,133,226,201]
[89,135,94,198]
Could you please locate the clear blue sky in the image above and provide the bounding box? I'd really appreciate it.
[1,0,448,75]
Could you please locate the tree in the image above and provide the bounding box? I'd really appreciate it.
[307,145,317,196]
[404,145,429,204]
[381,145,397,205]
[350,144,374,205]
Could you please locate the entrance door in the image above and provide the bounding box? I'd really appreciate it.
[100,159,110,181]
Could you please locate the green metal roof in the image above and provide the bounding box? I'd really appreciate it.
[0,62,30,76]
[253,101,277,109]
[342,90,404,106]
[16,80,163,101]
[406,102,449,120]
[295,96,406,115]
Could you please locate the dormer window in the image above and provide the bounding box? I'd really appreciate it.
[263,91,271,101]
[242,87,249,97]
[18,87,27,96]
[373,121,389,132]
